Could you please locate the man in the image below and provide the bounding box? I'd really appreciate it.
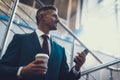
[0,5,86,80]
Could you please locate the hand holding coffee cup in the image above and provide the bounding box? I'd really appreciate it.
[20,54,49,76]
[35,53,49,74]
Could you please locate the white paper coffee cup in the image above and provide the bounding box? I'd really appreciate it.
[35,53,49,67]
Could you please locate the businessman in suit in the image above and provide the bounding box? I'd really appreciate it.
[0,5,86,80]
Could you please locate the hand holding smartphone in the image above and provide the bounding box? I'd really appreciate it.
[74,48,89,63]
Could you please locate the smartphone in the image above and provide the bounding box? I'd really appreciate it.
[83,48,89,55]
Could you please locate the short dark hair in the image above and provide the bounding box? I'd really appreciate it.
[36,5,57,24]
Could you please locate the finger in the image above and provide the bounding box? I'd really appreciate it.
[32,64,48,69]
[30,67,48,75]
[31,67,47,72]
[32,59,45,64]
[33,70,47,75]
[74,54,86,66]
[74,54,80,63]
[77,52,86,62]
[81,52,86,57]
[74,56,83,64]
[77,52,86,58]
[28,70,47,75]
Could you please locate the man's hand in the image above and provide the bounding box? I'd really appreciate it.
[74,52,86,71]
[21,59,48,77]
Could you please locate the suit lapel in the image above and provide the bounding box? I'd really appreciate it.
[30,31,42,54]
[48,38,55,64]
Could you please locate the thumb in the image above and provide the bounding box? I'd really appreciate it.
[31,60,38,64]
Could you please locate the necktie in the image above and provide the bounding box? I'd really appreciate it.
[42,35,49,55]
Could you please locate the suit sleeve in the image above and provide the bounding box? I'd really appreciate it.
[0,34,21,79]
[59,47,81,80]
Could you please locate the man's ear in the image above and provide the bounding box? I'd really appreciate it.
[40,13,45,18]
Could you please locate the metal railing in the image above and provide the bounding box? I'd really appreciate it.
[0,0,19,57]
[81,58,120,76]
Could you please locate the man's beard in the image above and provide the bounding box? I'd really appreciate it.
[48,24,57,30]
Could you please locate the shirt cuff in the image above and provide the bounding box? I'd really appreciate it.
[72,67,80,75]
[17,66,23,78]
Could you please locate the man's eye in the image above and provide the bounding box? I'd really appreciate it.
[53,15,57,18]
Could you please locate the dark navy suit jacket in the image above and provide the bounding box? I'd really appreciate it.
[0,31,80,80]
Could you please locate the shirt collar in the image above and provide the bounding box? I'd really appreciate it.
[36,29,50,38]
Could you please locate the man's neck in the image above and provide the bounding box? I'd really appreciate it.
[38,24,49,34]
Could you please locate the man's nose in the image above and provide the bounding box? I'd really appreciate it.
[56,17,60,23]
